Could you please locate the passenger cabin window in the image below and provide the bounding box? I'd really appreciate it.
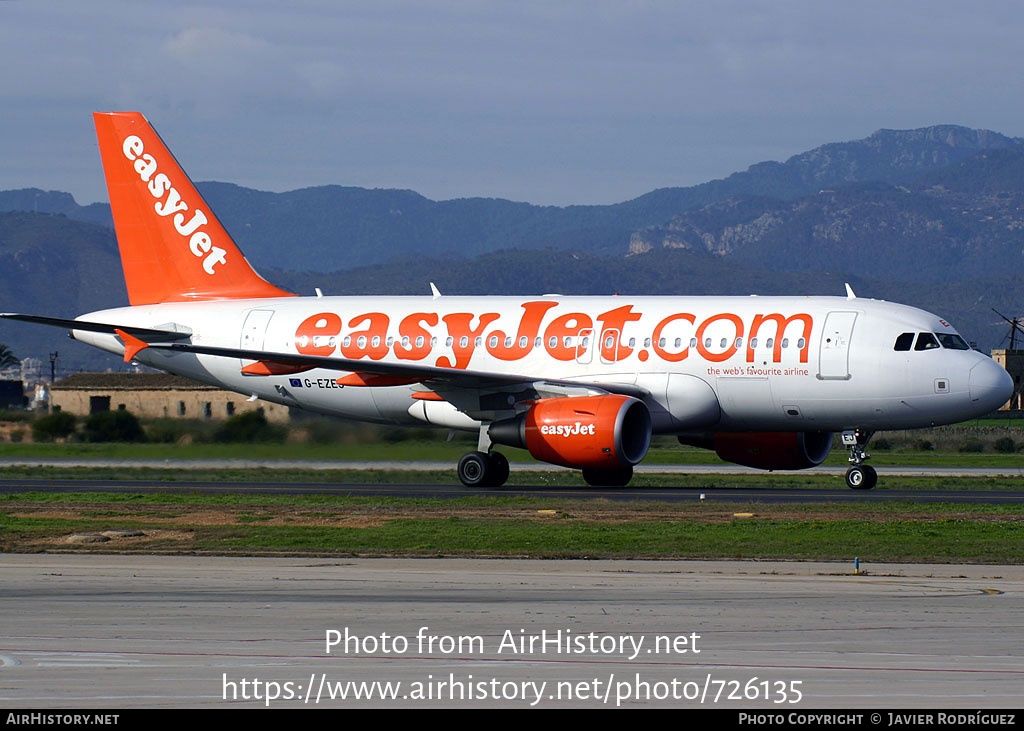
[894,333,914,351]
[915,332,940,351]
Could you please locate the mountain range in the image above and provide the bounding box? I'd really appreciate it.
[1,124,1022,373]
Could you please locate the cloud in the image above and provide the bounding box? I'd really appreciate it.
[1,1,1023,206]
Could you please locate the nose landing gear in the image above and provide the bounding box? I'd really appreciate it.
[842,429,877,490]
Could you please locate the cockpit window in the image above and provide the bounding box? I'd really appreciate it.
[893,333,914,351]
[915,332,940,351]
[936,333,971,350]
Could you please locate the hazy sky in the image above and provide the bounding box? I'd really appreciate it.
[2,0,1022,206]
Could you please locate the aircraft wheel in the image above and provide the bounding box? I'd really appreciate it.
[581,465,634,487]
[457,451,491,487]
[845,465,877,490]
[487,451,510,487]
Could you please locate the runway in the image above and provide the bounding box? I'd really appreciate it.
[0,555,1020,708]
[2,477,1023,504]
[3,457,1024,478]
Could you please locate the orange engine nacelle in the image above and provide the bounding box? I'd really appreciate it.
[489,395,652,469]
[679,431,833,471]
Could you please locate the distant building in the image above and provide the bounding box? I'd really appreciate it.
[20,357,43,385]
[991,349,1024,411]
[49,373,289,423]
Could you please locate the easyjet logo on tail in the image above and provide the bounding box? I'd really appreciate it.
[121,135,227,275]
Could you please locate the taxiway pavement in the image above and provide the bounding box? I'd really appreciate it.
[0,556,1020,708]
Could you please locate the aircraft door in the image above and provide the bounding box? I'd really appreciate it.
[818,311,858,380]
[241,309,275,352]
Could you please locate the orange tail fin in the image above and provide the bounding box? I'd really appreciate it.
[93,112,294,305]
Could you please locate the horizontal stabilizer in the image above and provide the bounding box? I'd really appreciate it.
[0,313,191,341]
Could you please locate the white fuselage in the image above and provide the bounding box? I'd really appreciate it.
[72,294,1012,434]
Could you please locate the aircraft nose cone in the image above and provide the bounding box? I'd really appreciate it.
[969,358,1014,412]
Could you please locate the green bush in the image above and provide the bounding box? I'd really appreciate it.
[916,440,934,451]
[31,412,78,442]
[144,418,217,444]
[304,419,346,445]
[82,410,146,443]
[0,409,32,422]
[993,437,1017,453]
[958,440,984,453]
[873,438,892,451]
[213,409,286,443]
[9,428,24,443]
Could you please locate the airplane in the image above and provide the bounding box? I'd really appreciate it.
[1,112,1014,490]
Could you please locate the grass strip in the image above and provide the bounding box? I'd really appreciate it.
[1,492,1022,562]
[4,491,1024,514]
[2,513,1020,563]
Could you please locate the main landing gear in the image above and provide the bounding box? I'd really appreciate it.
[842,429,877,490]
[457,453,634,488]
[457,450,510,487]
[581,466,634,487]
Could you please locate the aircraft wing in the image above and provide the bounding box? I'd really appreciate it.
[144,340,651,398]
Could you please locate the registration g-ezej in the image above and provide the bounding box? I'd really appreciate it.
[3,113,1012,489]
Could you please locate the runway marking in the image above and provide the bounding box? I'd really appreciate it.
[4,647,1022,674]
[33,653,140,668]
[5,619,1024,645]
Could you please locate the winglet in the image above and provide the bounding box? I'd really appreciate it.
[844,283,857,300]
[115,328,150,363]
